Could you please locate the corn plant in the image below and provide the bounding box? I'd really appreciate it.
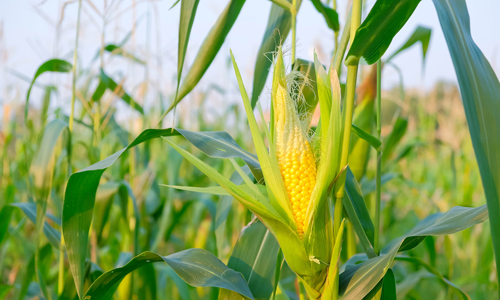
[0,0,499,299]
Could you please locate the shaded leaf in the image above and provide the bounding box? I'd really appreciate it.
[84,249,254,300]
[351,124,381,150]
[433,0,500,293]
[310,0,339,31]
[220,221,280,300]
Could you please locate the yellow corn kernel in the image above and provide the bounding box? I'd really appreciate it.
[274,84,317,238]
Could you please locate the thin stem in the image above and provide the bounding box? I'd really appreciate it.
[333,0,363,236]
[291,0,297,64]
[58,238,65,295]
[62,0,82,294]
[332,0,338,54]
[374,59,382,254]
[69,0,82,133]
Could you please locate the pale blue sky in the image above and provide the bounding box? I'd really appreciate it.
[1,0,499,116]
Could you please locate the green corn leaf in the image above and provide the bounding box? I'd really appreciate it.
[343,168,375,252]
[271,249,284,299]
[215,170,245,260]
[12,202,61,247]
[345,0,422,66]
[25,59,72,122]
[175,129,263,182]
[0,206,14,246]
[340,205,487,299]
[175,0,200,103]
[166,0,246,114]
[322,219,345,299]
[310,0,339,31]
[104,44,146,65]
[381,117,408,165]
[386,25,432,63]
[251,0,303,108]
[63,126,268,297]
[29,120,68,243]
[0,284,12,299]
[18,253,36,300]
[433,0,500,293]
[269,0,293,11]
[380,269,396,299]
[62,128,179,298]
[169,0,181,9]
[348,67,376,181]
[219,221,280,300]
[84,249,254,300]
[231,50,293,225]
[304,57,343,284]
[165,138,279,221]
[94,182,120,243]
[163,183,267,197]
[394,256,469,299]
[29,119,68,300]
[351,124,381,151]
[91,69,144,114]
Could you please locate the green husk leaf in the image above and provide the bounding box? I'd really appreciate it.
[231,50,293,225]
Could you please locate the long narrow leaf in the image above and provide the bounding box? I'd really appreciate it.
[167,0,246,113]
[432,0,500,293]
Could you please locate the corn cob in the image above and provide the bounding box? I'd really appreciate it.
[274,84,317,237]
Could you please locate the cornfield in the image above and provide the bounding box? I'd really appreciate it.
[0,0,499,299]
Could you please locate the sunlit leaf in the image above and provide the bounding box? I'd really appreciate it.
[166,0,246,114]
[345,0,422,65]
[25,59,72,122]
